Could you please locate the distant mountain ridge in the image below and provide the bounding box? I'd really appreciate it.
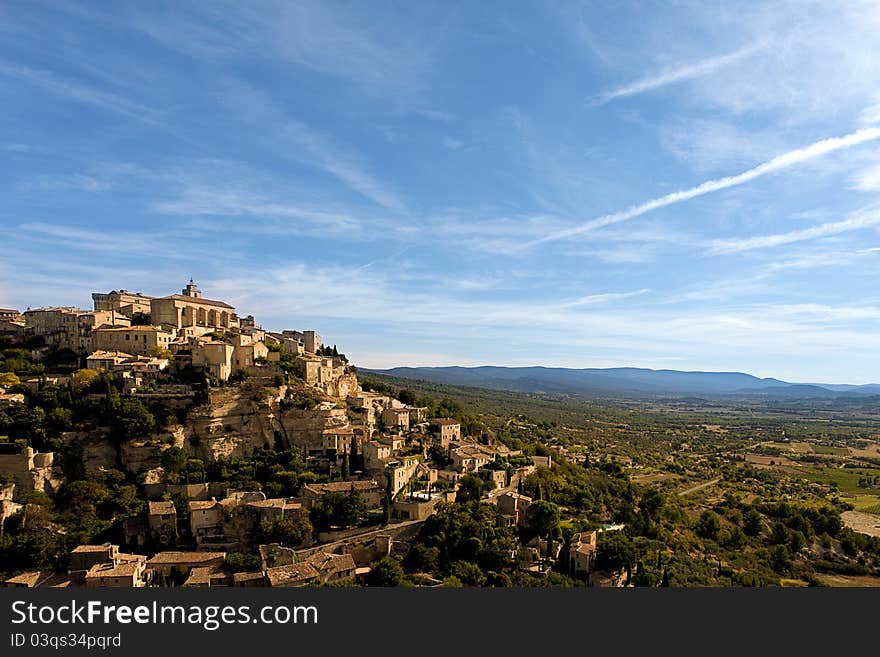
[361,365,880,398]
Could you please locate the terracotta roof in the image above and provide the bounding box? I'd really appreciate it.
[4,571,42,587]
[87,350,134,360]
[303,480,380,495]
[183,567,213,586]
[85,560,144,579]
[93,325,170,333]
[266,563,320,586]
[72,544,114,553]
[233,571,266,584]
[305,552,356,577]
[148,501,177,515]
[430,418,460,426]
[187,500,219,511]
[157,295,235,310]
[248,498,302,510]
[147,551,225,565]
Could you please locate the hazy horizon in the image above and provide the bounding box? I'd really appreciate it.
[4,2,880,383]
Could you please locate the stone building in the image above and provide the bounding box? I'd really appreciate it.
[189,339,234,381]
[495,492,532,527]
[0,446,62,494]
[301,480,383,509]
[451,444,496,473]
[150,280,239,332]
[382,406,411,431]
[568,531,598,577]
[85,556,147,587]
[91,290,154,318]
[146,551,226,579]
[92,326,174,357]
[281,330,321,354]
[430,418,462,447]
[188,500,224,546]
[148,500,178,544]
[231,333,268,369]
[23,307,130,352]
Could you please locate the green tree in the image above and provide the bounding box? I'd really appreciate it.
[365,556,405,587]
[456,474,486,503]
[259,513,313,547]
[769,544,792,574]
[224,552,261,573]
[743,507,763,537]
[696,510,721,541]
[160,447,188,478]
[449,561,486,586]
[403,544,440,574]
[525,500,561,549]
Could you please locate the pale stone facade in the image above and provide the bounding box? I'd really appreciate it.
[382,406,410,431]
[24,307,130,352]
[430,418,462,447]
[150,281,239,332]
[91,290,154,317]
[568,531,598,576]
[0,447,61,494]
[190,341,234,381]
[92,326,173,356]
[282,330,321,354]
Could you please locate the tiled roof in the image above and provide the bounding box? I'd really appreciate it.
[157,295,235,309]
[266,563,320,586]
[148,501,177,515]
[147,551,225,565]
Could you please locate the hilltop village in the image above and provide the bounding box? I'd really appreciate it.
[0,282,596,588]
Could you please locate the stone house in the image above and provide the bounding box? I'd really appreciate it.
[363,440,392,471]
[190,339,235,381]
[0,308,21,322]
[24,307,130,352]
[146,551,226,579]
[301,480,383,509]
[451,445,495,473]
[91,290,154,318]
[305,551,357,583]
[531,455,553,468]
[85,556,147,587]
[246,498,304,524]
[482,468,508,489]
[568,531,598,576]
[495,492,532,527]
[148,500,178,544]
[92,326,174,357]
[382,406,410,431]
[429,418,461,447]
[232,571,268,587]
[231,333,268,369]
[188,499,224,545]
[266,562,320,587]
[281,330,322,354]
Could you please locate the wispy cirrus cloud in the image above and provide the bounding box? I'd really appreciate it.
[707,206,880,254]
[590,42,765,106]
[522,126,880,249]
[283,119,408,213]
[0,61,158,124]
[18,173,111,194]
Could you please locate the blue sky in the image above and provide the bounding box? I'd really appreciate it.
[3,1,880,383]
